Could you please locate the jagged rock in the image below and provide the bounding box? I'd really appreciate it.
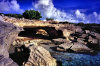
[57,42,73,51]
[88,36,99,44]
[81,34,87,38]
[63,29,73,41]
[10,37,57,66]
[52,38,67,45]
[71,42,94,53]
[52,38,67,43]
[85,30,90,34]
[75,27,83,33]
[1,16,100,66]
[36,29,49,36]
[0,20,22,66]
[94,33,100,40]
[26,44,57,66]
[0,55,18,66]
[77,38,86,44]
[69,35,74,40]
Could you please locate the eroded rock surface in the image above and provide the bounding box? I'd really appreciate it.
[0,16,100,66]
[0,20,22,66]
[26,44,57,66]
[56,27,100,53]
[9,37,57,66]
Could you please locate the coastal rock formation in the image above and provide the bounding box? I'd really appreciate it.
[71,42,94,53]
[56,28,100,53]
[57,42,73,51]
[0,19,57,66]
[9,37,57,66]
[0,16,100,66]
[26,44,57,66]
[0,20,22,66]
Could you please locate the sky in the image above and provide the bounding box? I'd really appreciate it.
[0,0,100,23]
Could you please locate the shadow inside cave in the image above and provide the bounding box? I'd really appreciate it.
[9,45,30,66]
[18,27,64,40]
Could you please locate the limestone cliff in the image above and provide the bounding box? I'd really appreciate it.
[0,20,22,66]
[0,16,57,66]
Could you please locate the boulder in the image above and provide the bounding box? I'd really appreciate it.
[36,29,49,36]
[69,36,74,41]
[88,36,99,44]
[75,27,83,33]
[63,29,73,41]
[85,30,90,34]
[94,33,100,40]
[81,34,87,38]
[77,38,86,44]
[57,42,73,51]
[26,44,57,66]
[52,38,67,45]
[71,42,93,53]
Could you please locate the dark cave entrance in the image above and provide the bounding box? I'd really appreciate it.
[18,27,64,39]
[9,45,30,66]
[9,27,64,66]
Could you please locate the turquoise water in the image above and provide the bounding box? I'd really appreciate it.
[53,52,100,66]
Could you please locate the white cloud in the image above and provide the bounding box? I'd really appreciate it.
[0,0,24,13]
[75,10,100,23]
[93,12,98,17]
[33,0,100,23]
[75,10,85,20]
[34,0,75,21]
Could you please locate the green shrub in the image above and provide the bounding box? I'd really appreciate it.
[4,14,23,18]
[46,18,54,21]
[0,13,4,15]
[77,22,84,26]
[23,10,42,20]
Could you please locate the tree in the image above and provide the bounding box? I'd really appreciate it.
[23,10,42,20]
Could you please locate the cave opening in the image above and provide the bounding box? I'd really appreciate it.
[9,27,64,65]
[18,27,64,39]
[9,45,30,66]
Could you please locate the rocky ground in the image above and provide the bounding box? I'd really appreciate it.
[0,16,100,66]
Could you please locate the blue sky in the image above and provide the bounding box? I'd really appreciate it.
[54,0,100,13]
[0,0,100,23]
[17,0,100,14]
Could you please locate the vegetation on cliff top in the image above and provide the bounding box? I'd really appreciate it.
[23,10,42,20]
[0,10,42,20]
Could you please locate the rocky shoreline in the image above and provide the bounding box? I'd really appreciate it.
[0,16,100,66]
